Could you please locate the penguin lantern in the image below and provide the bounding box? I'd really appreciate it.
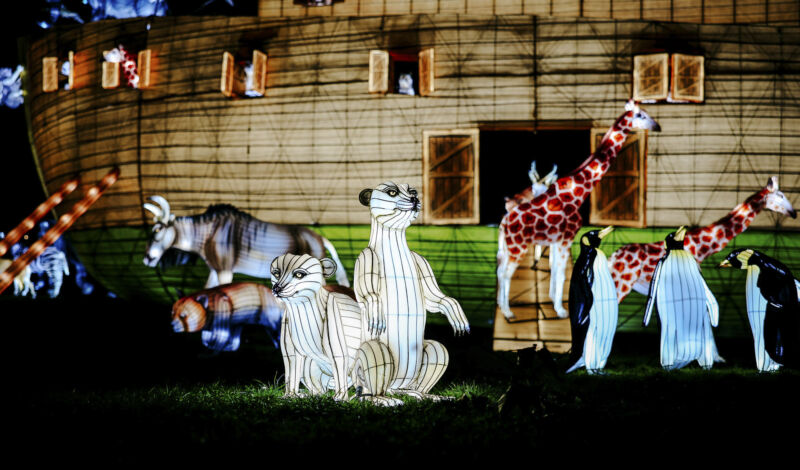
[644,226,722,370]
[567,226,618,374]
[720,249,800,369]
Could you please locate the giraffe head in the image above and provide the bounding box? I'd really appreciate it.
[359,182,420,229]
[719,248,756,269]
[625,100,661,132]
[763,177,796,218]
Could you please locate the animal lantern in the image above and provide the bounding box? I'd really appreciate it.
[644,227,722,370]
[270,254,399,404]
[720,249,800,369]
[143,196,350,288]
[610,177,796,302]
[504,162,559,212]
[103,45,139,88]
[567,226,618,374]
[355,182,470,400]
[171,282,283,352]
[498,100,660,320]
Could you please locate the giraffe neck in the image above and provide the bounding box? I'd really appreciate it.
[558,110,635,206]
[686,187,769,261]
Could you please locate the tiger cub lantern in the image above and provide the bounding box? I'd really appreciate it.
[270,254,397,404]
[356,182,470,400]
[171,282,283,352]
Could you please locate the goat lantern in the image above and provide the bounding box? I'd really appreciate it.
[143,196,350,288]
[171,282,283,352]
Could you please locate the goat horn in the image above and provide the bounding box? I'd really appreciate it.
[148,195,171,223]
[143,203,163,222]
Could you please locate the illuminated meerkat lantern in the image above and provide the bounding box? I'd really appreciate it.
[271,254,398,404]
[355,182,470,400]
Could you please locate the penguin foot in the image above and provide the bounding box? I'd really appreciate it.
[586,369,607,376]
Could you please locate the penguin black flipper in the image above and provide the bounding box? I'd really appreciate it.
[568,247,596,367]
[751,253,800,368]
[643,255,667,327]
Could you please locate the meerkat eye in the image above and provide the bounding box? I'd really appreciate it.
[293,270,307,279]
[271,268,281,277]
[386,189,398,197]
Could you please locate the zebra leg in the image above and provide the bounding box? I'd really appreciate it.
[353,340,401,406]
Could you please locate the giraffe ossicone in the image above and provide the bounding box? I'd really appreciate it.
[497,100,660,320]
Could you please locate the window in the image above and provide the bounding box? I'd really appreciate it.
[102,46,152,90]
[633,52,704,103]
[589,128,648,228]
[422,129,479,225]
[369,48,434,96]
[220,50,267,98]
[42,51,73,92]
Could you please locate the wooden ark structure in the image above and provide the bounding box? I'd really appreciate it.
[24,0,800,350]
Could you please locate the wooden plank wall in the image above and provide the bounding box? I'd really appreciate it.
[26,16,800,233]
[259,0,800,25]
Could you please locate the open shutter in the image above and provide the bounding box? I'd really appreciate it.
[101,54,120,89]
[220,52,235,97]
[252,50,268,96]
[67,51,74,90]
[137,49,151,89]
[671,53,704,102]
[423,129,480,224]
[368,50,389,94]
[42,57,59,92]
[418,48,434,96]
[633,53,668,102]
[589,128,647,228]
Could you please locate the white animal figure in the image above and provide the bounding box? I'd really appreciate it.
[567,226,618,374]
[644,227,722,370]
[143,196,350,288]
[745,265,783,372]
[355,182,470,400]
[0,259,35,298]
[270,254,396,402]
[397,73,415,96]
[29,246,69,298]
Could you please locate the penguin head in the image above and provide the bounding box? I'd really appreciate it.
[664,226,687,251]
[581,226,614,249]
[719,248,756,269]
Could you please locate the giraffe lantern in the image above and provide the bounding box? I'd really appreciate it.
[610,177,796,302]
[497,101,660,320]
[504,162,559,212]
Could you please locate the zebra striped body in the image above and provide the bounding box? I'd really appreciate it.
[171,282,283,352]
[144,201,350,288]
[355,182,469,399]
[271,254,362,401]
[29,246,69,298]
[745,266,783,372]
[645,248,721,370]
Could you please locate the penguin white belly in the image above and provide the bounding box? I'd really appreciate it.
[746,266,782,372]
[655,250,718,369]
[583,250,619,372]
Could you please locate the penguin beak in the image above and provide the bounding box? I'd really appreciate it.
[718,259,732,268]
[598,226,614,239]
[674,226,687,242]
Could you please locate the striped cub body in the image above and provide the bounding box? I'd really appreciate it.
[271,254,364,401]
[144,196,350,288]
[171,282,283,352]
[355,182,469,400]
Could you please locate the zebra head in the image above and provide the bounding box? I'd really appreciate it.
[143,195,177,267]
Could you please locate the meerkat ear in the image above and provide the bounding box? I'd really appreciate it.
[359,189,373,206]
[320,258,338,278]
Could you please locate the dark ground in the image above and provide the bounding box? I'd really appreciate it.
[5,295,799,464]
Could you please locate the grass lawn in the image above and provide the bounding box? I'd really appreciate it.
[6,296,800,463]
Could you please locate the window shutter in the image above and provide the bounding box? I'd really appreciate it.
[42,57,59,92]
[67,50,74,90]
[252,50,268,96]
[671,53,704,102]
[589,128,647,228]
[633,53,668,102]
[368,50,389,94]
[423,129,480,224]
[137,49,151,89]
[221,51,235,97]
[418,48,434,96]
[101,55,120,89]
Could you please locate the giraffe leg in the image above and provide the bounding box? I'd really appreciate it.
[549,243,571,318]
[497,259,520,320]
[533,244,544,263]
[353,340,402,406]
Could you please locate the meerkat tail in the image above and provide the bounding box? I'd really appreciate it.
[322,236,351,287]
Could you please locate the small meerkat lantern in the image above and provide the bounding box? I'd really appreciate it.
[567,226,617,374]
[355,182,470,400]
[644,226,723,370]
[720,249,800,369]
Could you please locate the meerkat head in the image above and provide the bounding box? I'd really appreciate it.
[270,254,338,304]
[359,182,421,229]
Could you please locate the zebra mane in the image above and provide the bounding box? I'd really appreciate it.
[190,204,255,224]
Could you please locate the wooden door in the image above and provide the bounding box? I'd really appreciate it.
[423,129,480,224]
